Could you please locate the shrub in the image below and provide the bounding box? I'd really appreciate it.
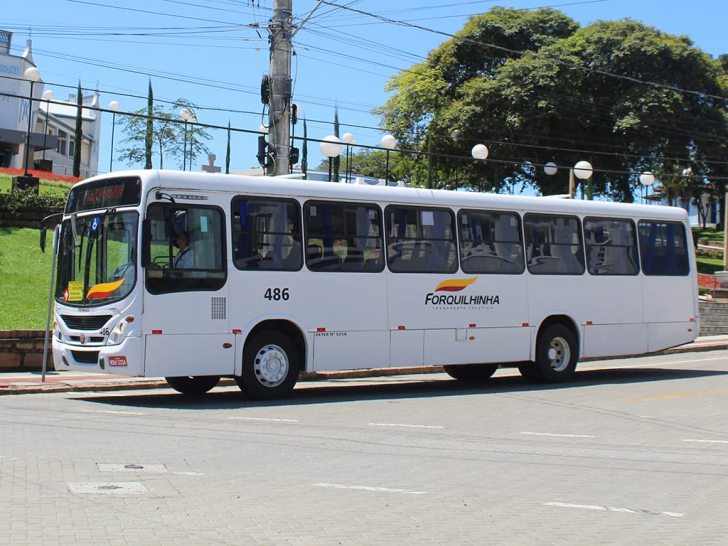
[0,188,67,214]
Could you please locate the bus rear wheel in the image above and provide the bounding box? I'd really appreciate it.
[237,331,300,400]
[165,376,220,395]
[444,364,498,382]
[519,324,578,383]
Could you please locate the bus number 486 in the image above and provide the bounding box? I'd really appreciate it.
[264,288,290,301]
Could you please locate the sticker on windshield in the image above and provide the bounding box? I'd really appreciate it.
[66,281,84,302]
[86,279,125,300]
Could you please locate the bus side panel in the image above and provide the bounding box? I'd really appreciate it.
[145,333,235,377]
[313,330,389,371]
[642,276,698,351]
[581,276,646,358]
[583,323,648,358]
[390,330,424,368]
[387,273,530,367]
[423,327,530,366]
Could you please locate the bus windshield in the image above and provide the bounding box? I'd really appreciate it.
[55,211,139,306]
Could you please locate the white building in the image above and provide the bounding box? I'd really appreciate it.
[0,31,101,178]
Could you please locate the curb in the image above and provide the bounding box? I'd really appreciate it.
[0,344,726,396]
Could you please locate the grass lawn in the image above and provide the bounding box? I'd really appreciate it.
[696,256,725,275]
[0,174,72,197]
[0,227,55,330]
[693,227,725,244]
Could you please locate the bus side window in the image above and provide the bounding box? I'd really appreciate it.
[304,201,383,273]
[386,206,457,274]
[584,217,639,275]
[458,210,524,274]
[144,204,226,294]
[524,214,584,275]
[232,197,302,271]
[638,220,689,276]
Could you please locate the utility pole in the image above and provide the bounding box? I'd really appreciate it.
[267,0,293,176]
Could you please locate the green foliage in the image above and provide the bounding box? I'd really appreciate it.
[0,188,66,214]
[0,227,55,329]
[376,7,728,200]
[117,98,211,170]
[145,81,154,170]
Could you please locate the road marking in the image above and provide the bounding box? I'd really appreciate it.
[684,439,728,444]
[229,417,298,423]
[315,483,426,495]
[81,409,146,416]
[545,502,683,518]
[368,423,443,429]
[521,432,595,438]
[629,389,728,402]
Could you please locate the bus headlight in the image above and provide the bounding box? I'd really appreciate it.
[108,315,135,345]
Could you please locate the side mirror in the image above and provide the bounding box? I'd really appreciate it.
[40,227,47,253]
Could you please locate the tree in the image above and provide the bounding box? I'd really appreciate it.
[145,81,153,170]
[376,7,728,201]
[72,82,83,178]
[117,99,210,170]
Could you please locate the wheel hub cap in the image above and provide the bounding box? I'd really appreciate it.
[254,344,288,387]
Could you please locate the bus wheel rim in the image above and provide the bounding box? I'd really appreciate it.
[547,337,570,372]
[254,344,288,387]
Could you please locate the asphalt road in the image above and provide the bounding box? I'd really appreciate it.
[1,350,727,545]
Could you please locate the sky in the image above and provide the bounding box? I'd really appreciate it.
[4,0,726,176]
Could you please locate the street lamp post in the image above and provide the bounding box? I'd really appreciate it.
[108,100,120,172]
[342,132,354,182]
[639,171,655,205]
[320,135,342,182]
[381,134,396,182]
[471,144,489,192]
[571,160,593,199]
[41,89,53,162]
[179,107,196,171]
[23,67,41,176]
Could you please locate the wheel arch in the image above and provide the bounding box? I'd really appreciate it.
[532,314,580,361]
[242,319,307,374]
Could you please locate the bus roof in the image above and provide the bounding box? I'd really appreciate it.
[77,169,688,222]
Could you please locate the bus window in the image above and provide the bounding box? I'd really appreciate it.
[144,204,226,294]
[386,206,457,274]
[638,220,690,276]
[524,214,584,275]
[458,210,524,274]
[304,201,384,272]
[584,217,639,275]
[232,197,302,271]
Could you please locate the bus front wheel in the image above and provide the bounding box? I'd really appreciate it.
[519,324,578,383]
[444,364,498,382]
[165,376,220,395]
[237,331,300,400]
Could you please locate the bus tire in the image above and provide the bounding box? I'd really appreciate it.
[237,331,300,400]
[165,376,220,395]
[524,324,578,383]
[443,364,498,382]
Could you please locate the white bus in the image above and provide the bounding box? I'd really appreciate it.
[43,170,699,399]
